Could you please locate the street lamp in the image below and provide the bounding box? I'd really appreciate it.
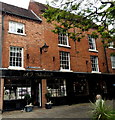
[40,43,49,54]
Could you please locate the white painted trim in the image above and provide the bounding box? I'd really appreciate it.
[8,31,26,36]
[58,44,71,48]
[31,10,42,21]
[8,66,25,70]
[89,49,98,53]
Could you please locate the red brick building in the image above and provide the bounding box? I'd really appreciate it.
[0,1,115,112]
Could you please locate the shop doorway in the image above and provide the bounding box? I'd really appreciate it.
[31,80,42,107]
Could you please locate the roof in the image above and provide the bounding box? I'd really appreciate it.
[0,2,42,22]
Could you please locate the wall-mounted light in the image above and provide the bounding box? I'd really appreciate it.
[40,43,49,54]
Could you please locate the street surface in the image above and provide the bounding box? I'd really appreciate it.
[0,100,114,119]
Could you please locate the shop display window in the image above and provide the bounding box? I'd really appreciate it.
[4,87,31,100]
[73,79,89,96]
[47,79,67,97]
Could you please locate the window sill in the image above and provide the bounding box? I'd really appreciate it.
[112,67,115,69]
[91,71,101,73]
[58,44,71,48]
[8,31,26,36]
[108,47,115,50]
[60,69,73,72]
[89,49,98,53]
[8,66,25,70]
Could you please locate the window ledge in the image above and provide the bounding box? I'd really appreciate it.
[89,49,98,53]
[8,66,25,70]
[58,44,71,48]
[108,47,115,50]
[91,71,101,74]
[60,69,73,72]
[112,67,115,69]
[8,31,26,36]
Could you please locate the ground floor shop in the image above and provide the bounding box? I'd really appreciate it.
[0,69,115,112]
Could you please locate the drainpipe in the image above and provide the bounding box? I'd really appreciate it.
[0,3,3,69]
[0,3,5,113]
[103,46,109,73]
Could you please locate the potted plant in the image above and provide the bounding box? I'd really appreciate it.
[91,98,114,120]
[24,93,33,112]
[45,92,53,109]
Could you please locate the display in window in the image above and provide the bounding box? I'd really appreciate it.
[47,79,67,97]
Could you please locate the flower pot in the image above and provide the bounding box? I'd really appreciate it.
[45,103,52,109]
[25,105,33,112]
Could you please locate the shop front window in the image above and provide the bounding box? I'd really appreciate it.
[4,87,31,100]
[73,79,89,96]
[4,79,31,100]
[47,79,67,97]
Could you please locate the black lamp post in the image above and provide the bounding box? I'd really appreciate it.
[40,43,49,54]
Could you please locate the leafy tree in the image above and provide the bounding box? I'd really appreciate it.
[43,0,115,47]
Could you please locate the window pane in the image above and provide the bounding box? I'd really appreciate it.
[9,21,16,33]
[17,23,24,33]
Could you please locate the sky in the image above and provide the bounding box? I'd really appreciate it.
[0,0,48,9]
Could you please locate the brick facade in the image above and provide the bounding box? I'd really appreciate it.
[0,1,114,112]
[29,1,115,74]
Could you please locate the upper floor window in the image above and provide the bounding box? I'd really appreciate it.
[9,21,25,35]
[109,42,115,49]
[58,33,69,47]
[90,56,99,72]
[111,56,115,69]
[9,46,24,69]
[88,36,97,51]
[60,51,70,71]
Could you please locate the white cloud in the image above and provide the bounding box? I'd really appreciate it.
[0,0,47,9]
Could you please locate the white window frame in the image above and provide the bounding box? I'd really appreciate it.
[109,42,115,49]
[90,56,99,73]
[8,21,26,35]
[88,36,97,52]
[111,56,115,69]
[60,51,70,71]
[58,33,70,47]
[8,46,24,70]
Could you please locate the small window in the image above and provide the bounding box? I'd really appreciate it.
[111,56,115,69]
[58,33,69,46]
[88,36,96,51]
[9,21,25,35]
[60,51,70,71]
[9,46,23,68]
[90,56,99,72]
[109,42,115,49]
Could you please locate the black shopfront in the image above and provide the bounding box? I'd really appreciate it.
[1,69,115,111]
